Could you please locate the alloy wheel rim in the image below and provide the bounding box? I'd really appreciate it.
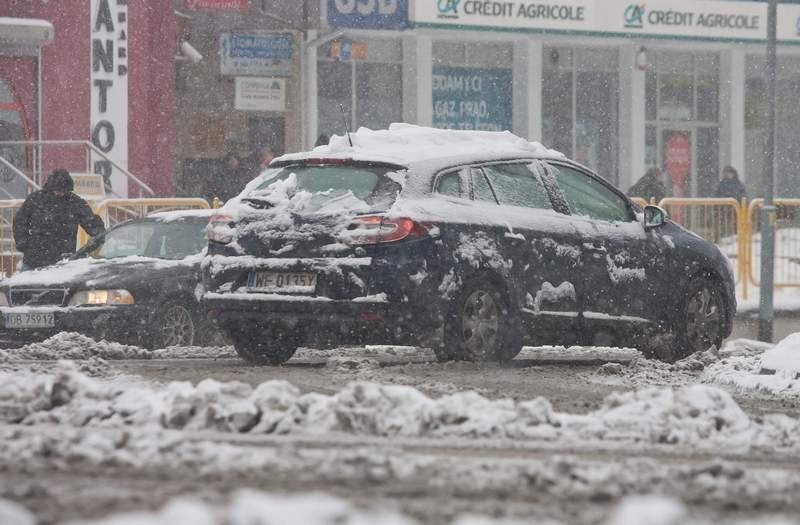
[161,305,195,347]
[686,287,721,353]
[461,290,500,357]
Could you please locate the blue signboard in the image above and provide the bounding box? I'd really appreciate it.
[220,33,294,76]
[327,0,409,29]
[432,66,513,132]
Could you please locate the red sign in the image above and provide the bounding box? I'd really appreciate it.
[185,0,249,11]
[665,133,691,193]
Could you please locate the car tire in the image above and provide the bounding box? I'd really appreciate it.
[647,277,724,362]
[443,278,522,362]
[230,330,297,365]
[149,300,198,349]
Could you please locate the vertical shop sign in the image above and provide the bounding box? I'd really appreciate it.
[665,132,691,198]
[432,66,512,132]
[90,0,128,197]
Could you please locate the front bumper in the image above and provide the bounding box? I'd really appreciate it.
[203,292,440,348]
[0,305,151,345]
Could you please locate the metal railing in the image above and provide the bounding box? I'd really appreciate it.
[0,140,154,198]
[0,200,24,277]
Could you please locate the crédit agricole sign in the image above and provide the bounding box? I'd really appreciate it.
[413,0,800,43]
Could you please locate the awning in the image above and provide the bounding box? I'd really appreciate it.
[0,17,53,57]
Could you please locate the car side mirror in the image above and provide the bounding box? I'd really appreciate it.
[643,205,667,230]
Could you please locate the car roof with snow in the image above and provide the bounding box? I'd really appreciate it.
[274,123,566,173]
[146,209,215,221]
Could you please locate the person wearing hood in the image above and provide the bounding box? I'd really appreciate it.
[13,168,105,270]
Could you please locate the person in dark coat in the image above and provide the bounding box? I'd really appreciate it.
[715,166,747,202]
[627,167,669,203]
[13,168,105,270]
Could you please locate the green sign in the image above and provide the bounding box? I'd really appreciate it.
[432,66,512,132]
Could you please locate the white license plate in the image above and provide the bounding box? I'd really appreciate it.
[4,311,55,329]
[249,271,317,293]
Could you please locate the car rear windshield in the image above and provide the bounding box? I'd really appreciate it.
[249,164,404,213]
[78,219,208,260]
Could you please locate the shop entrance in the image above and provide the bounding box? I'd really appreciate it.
[645,51,720,197]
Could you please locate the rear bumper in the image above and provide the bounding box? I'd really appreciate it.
[203,292,439,348]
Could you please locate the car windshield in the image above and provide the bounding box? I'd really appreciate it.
[77,219,208,260]
[247,164,403,213]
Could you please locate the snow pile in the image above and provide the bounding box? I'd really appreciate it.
[760,333,800,376]
[0,500,34,525]
[704,337,800,399]
[0,332,236,361]
[65,490,413,525]
[3,362,800,451]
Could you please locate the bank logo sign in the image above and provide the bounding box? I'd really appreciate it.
[437,0,460,19]
[624,4,645,29]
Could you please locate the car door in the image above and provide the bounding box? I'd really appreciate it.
[547,162,653,332]
[477,161,584,344]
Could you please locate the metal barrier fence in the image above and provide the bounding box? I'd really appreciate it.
[0,200,23,277]
[1,198,211,276]
[746,199,800,294]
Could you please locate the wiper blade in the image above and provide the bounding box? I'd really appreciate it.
[242,197,275,210]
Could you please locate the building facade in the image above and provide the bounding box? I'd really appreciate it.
[0,0,176,198]
[314,0,800,198]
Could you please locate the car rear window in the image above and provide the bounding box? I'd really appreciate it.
[250,165,403,212]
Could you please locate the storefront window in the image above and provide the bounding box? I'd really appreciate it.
[0,77,28,198]
[432,41,513,132]
[317,38,402,138]
[644,52,720,197]
[543,46,619,185]
[745,56,800,198]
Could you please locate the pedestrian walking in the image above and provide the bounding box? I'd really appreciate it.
[12,168,105,270]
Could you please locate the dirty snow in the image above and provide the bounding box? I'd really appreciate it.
[3,361,800,453]
[760,333,800,375]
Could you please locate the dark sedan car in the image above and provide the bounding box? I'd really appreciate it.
[0,209,221,348]
[203,124,735,365]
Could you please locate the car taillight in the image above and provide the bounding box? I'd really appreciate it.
[343,215,435,245]
[207,213,236,244]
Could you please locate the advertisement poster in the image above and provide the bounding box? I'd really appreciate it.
[432,66,512,132]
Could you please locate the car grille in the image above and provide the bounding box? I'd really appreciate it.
[9,289,68,307]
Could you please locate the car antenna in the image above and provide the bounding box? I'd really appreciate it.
[339,104,354,147]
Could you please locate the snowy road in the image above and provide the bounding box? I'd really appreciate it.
[2,334,800,524]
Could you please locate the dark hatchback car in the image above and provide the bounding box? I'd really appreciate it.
[203,125,735,365]
[0,210,221,348]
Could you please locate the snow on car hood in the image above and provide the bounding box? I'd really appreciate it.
[0,255,201,289]
[276,123,564,169]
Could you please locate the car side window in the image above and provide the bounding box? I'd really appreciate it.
[550,164,632,223]
[436,171,463,198]
[481,163,554,210]
[471,168,498,204]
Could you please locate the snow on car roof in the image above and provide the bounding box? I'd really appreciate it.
[276,123,564,169]
[147,209,215,221]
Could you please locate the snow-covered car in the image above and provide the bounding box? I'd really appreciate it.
[202,124,736,365]
[0,209,222,348]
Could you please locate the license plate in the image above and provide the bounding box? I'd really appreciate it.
[4,311,55,329]
[249,271,317,293]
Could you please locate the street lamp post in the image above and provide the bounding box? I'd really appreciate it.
[759,0,778,342]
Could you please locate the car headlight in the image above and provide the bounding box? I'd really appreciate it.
[0,292,7,307]
[69,289,135,306]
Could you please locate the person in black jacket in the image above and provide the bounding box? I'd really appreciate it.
[715,166,747,201]
[13,168,105,270]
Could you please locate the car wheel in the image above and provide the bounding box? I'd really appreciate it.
[444,278,522,362]
[152,301,197,349]
[230,330,297,365]
[648,277,724,362]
